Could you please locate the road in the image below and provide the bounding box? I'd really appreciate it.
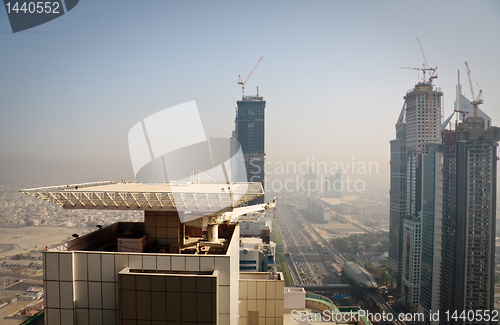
[280,202,410,325]
[276,204,339,286]
[371,292,413,325]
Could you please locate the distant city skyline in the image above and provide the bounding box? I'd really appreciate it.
[1,1,499,196]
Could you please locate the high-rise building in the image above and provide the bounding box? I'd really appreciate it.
[440,117,499,324]
[21,181,289,325]
[418,145,444,323]
[389,105,407,289]
[303,166,317,197]
[323,171,342,198]
[235,95,266,204]
[404,82,443,218]
[454,72,492,129]
[401,217,421,310]
[389,82,443,292]
[418,74,468,323]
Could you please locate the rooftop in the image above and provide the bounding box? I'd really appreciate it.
[55,221,237,255]
[20,181,264,211]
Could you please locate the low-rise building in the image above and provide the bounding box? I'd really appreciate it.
[240,237,275,272]
[0,276,20,290]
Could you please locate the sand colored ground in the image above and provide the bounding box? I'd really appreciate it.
[0,226,92,257]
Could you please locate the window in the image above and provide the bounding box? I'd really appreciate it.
[240,260,257,265]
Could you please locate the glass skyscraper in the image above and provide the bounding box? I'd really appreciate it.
[235,95,266,204]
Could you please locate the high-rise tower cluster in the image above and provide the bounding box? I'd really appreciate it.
[389,72,499,323]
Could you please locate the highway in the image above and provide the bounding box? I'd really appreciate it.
[280,202,409,325]
[276,204,339,286]
[371,292,406,325]
[288,205,346,266]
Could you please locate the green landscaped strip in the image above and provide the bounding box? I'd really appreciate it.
[273,229,293,286]
[275,228,284,245]
[276,244,293,286]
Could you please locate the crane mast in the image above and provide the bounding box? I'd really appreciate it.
[464,61,483,118]
[402,38,438,141]
[238,57,263,99]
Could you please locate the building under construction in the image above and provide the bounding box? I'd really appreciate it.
[439,117,499,324]
[234,95,266,204]
[388,80,443,299]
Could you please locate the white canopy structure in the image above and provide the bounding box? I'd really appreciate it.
[20,181,264,212]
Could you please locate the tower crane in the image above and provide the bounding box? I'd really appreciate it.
[464,61,483,118]
[454,109,469,121]
[238,57,263,99]
[400,66,437,83]
[401,38,438,141]
[401,38,438,83]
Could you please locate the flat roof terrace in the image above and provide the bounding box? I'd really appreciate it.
[56,221,236,255]
[20,181,264,212]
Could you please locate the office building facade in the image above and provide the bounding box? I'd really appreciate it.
[235,96,266,204]
[440,118,499,324]
[401,217,421,310]
[389,82,443,291]
[389,105,407,288]
[418,146,444,323]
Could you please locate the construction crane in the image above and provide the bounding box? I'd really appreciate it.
[401,66,437,83]
[417,37,438,83]
[204,198,278,244]
[464,61,483,117]
[402,38,438,141]
[454,109,469,121]
[238,56,263,99]
[401,38,438,83]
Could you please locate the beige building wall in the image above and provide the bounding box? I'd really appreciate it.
[229,225,240,325]
[43,230,239,325]
[118,268,218,324]
[238,273,284,325]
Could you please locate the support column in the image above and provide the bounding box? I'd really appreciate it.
[144,211,184,248]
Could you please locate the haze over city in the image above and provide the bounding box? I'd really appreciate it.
[1,0,499,193]
[1,1,500,324]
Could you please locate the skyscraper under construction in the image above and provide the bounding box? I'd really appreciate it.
[391,67,499,323]
[439,116,499,324]
[389,80,443,308]
[234,95,266,204]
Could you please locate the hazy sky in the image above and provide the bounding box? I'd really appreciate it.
[1,0,499,194]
